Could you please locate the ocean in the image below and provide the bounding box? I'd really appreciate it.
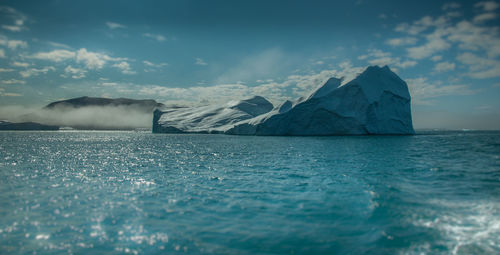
[0,131,499,254]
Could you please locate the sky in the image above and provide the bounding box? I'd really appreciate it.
[0,0,500,129]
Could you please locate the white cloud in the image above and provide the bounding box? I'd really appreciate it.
[434,61,456,72]
[395,23,420,36]
[143,60,167,68]
[0,68,14,72]
[0,36,27,50]
[143,33,166,42]
[447,21,500,58]
[473,13,497,23]
[29,47,131,77]
[47,41,71,49]
[367,56,393,66]
[287,70,338,97]
[442,2,461,10]
[407,77,474,105]
[0,49,5,58]
[289,62,364,97]
[475,1,499,12]
[445,11,462,18]
[1,79,25,84]
[138,84,252,104]
[396,13,500,77]
[30,48,126,70]
[0,6,27,32]
[112,61,136,74]
[378,14,387,19]
[20,66,56,78]
[100,82,118,87]
[359,49,417,69]
[195,57,208,66]
[143,60,168,72]
[62,65,87,79]
[431,55,443,61]
[3,93,22,97]
[395,15,473,60]
[2,25,23,32]
[398,60,418,68]
[76,48,108,69]
[456,52,500,78]
[396,2,500,64]
[12,61,29,67]
[386,37,418,46]
[135,61,367,105]
[101,61,479,110]
[31,49,76,62]
[7,40,27,49]
[105,22,127,29]
[407,30,451,59]
[0,88,22,97]
[395,16,448,35]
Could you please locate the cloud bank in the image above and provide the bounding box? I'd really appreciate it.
[0,105,153,130]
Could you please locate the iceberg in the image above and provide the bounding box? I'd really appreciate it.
[153,96,274,133]
[153,65,415,135]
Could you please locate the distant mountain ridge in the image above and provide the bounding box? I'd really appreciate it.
[45,96,164,112]
[0,120,59,131]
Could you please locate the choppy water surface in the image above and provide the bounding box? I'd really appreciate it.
[0,131,499,254]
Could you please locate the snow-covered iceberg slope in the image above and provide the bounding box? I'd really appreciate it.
[153,65,415,135]
[152,96,274,133]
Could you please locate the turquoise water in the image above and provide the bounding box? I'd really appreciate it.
[0,131,499,254]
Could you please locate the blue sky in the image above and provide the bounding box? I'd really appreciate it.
[1,0,500,129]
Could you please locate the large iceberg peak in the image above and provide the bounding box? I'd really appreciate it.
[308,77,342,99]
[349,65,411,102]
[277,100,293,113]
[228,96,274,117]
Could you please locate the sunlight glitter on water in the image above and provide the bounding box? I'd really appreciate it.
[0,131,499,254]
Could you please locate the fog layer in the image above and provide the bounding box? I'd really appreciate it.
[0,105,153,130]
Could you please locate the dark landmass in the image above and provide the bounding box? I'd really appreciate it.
[0,120,59,131]
[45,96,164,112]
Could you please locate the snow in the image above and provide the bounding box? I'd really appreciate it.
[153,66,415,135]
[153,96,274,133]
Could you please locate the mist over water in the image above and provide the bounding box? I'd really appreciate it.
[0,106,153,129]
